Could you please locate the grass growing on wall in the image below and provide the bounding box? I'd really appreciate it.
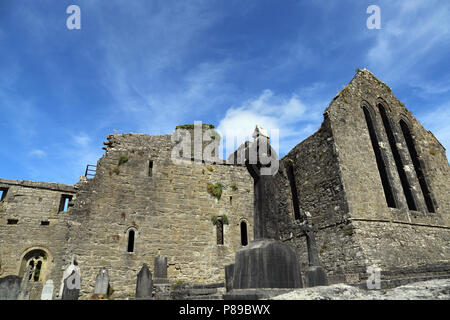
[207,182,222,200]
[118,156,129,166]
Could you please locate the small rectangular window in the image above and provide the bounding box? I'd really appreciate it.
[149,160,153,177]
[7,219,18,225]
[41,221,50,226]
[0,187,8,201]
[58,194,73,212]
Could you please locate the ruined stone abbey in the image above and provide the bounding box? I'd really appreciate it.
[0,69,449,299]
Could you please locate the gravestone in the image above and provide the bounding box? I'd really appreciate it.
[224,264,234,292]
[41,279,54,300]
[224,126,303,299]
[59,257,81,300]
[93,268,110,296]
[62,270,80,300]
[0,275,22,300]
[136,264,153,299]
[153,256,168,284]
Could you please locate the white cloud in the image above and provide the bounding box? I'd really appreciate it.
[216,89,322,158]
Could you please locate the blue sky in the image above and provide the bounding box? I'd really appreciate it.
[0,0,449,185]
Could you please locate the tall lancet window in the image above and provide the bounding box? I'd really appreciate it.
[363,105,397,208]
[399,120,435,213]
[378,104,417,211]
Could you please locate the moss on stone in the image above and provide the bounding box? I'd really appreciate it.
[176,124,215,130]
[118,156,128,166]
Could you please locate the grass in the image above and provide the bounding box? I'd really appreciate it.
[211,215,229,225]
[207,182,222,200]
[176,124,215,130]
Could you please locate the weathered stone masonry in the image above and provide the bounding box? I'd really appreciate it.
[0,179,77,299]
[0,69,448,299]
[275,69,450,285]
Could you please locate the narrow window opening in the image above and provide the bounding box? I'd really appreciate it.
[286,162,301,220]
[58,195,73,212]
[28,261,35,280]
[149,160,153,177]
[41,221,50,226]
[33,261,42,282]
[216,219,224,245]
[229,196,232,205]
[363,106,397,208]
[240,221,248,246]
[7,219,18,225]
[0,187,8,201]
[378,104,417,210]
[127,229,135,252]
[400,120,435,213]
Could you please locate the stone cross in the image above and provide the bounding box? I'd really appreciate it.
[135,264,153,299]
[17,265,33,300]
[300,211,328,287]
[41,279,54,300]
[244,126,279,240]
[94,267,110,296]
[300,212,321,267]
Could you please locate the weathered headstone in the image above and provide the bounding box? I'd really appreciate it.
[93,268,110,296]
[62,270,80,300]
[153,256,168,284]
[0,275,22,300]
[224,126,303,299]
[224,264,234,292]
[59,258,81,300]
[41,279,54,300]
[135,264,153,299]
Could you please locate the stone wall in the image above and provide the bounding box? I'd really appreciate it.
[274,117,367,284]
[65,130,254,299]
[0,179,77,299]
[277,69,450,284]
[328,70,450,278]
[0,69,448,299]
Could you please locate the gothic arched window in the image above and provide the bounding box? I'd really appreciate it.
[20,249,47,282]
[378,104,417,211]
[362,105,397,208]
[399,120,436,213]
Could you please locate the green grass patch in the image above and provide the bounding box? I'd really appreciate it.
[207,182,223,200]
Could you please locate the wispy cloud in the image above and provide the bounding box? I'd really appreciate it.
[366,0,450,88]
[29,149,47,159]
